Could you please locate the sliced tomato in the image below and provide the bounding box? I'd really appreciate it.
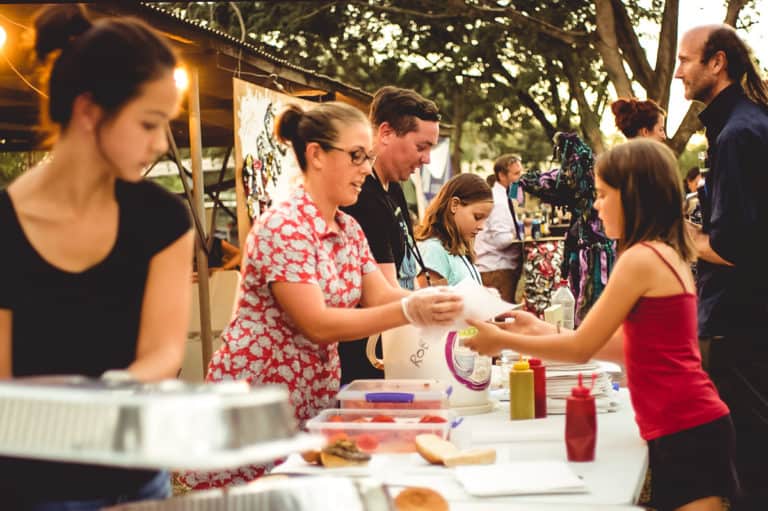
[352,417,369,423]
[354,433,380,452]
[418,415,447,423]
[370,414,396,423]
[327,415,345,423]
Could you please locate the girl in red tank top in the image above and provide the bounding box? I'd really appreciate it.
[465,139,738,511]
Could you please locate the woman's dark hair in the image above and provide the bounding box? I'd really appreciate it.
[611,98,666,139]
[595,139,694,261]
[33,4,177,132]
[415,173,492,261]
[274,102,368,171]
[701,26,768,109]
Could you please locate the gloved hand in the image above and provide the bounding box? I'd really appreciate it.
[400,286,463,327]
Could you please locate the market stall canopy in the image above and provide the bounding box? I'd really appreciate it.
[0,2,373,151]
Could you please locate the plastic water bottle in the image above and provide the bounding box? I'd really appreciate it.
[551,279,575,330]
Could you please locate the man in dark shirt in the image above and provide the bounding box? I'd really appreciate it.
[339,86,441,383]
[676,24,768,509]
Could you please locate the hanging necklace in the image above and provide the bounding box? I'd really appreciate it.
[372,168,433,287]
[459,254,482,284]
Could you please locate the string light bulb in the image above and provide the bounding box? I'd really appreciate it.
[174,66,189,92]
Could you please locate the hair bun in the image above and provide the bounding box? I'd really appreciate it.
[33,4,92,61]
[611,98,636,117]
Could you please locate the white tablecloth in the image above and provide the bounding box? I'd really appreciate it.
[275,389,648,509]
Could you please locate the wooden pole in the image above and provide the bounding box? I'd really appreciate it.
[189,67,214,370]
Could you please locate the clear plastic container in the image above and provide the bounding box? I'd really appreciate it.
[306,408,457,453]
[336,379,452,409]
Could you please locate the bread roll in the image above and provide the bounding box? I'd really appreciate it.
[414,434,459,464]
[394,487,449,511]
[415,433,496,466]
[443,447,496,467]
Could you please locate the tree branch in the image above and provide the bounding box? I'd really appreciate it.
[610,0,654,91]
[669,103,704,155]
[594,0,634,98]
[488,53,556,139]
[651,0,679,110]
[563,57,605,153]
[345,0,589,46]
[725,0,748,26]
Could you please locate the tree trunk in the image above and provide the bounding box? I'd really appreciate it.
[669,103,704,155]
[651,0,679,110]
[565,64,605,154]
[725,0,748,26]
[594,0,634,98]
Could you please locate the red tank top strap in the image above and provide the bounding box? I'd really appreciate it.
[638,242,687,293]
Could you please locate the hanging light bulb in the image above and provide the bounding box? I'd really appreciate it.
[174,66,189,92]
[0,25,7,50]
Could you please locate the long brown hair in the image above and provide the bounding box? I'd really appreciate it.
[595,139,694,261]
[415,173,492,261]
[702,25,768,109]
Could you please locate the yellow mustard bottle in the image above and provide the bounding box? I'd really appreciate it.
[509,357,535,420]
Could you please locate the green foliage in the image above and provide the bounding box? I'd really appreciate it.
[0,152,44,189]
[159,1,703,163]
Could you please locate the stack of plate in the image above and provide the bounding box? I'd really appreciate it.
[0,376,320,470]
[544,360,620,413]
[105,476,393,511]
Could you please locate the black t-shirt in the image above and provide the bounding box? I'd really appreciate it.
[340,172,415,283]
[339,173,417,384]
[0,179,190,501]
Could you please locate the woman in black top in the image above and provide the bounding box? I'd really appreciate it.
[0,5,193,509]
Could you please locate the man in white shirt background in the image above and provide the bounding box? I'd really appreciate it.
[475,154,524,303]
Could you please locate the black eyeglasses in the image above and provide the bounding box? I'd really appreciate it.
[326,145,376,166]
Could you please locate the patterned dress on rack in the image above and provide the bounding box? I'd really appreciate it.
[179,185,378,489]
[520,132,616,325]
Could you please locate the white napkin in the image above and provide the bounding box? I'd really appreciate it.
[455,461,588,496]
[420,278,518,343]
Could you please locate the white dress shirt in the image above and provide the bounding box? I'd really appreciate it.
[474,182,522,272]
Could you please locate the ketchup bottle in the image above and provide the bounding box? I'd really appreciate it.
[528,358,547,418]
[565,373,596,462]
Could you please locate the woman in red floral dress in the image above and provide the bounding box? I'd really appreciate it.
[181,102,462,488]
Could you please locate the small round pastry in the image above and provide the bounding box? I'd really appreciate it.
[394,487,449,511]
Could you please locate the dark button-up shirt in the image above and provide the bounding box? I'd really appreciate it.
[697,83,768,337]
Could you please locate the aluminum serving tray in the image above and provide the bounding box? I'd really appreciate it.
[0,376,321,470]
[106,476,393,511]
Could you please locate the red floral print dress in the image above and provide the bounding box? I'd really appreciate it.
[180,186,377,489]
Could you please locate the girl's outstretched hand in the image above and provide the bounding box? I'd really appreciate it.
[462,318,509,357]
[494,310,553,336]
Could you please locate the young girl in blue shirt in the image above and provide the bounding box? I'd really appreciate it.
[414,173,493,287]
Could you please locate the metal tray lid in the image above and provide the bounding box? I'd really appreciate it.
[0,376,321,470]
[105,476,394,511]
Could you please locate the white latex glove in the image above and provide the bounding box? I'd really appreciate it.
[400,286,463,327]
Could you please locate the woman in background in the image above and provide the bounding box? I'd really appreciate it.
[611,97,667,142]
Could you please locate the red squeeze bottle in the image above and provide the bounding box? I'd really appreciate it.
[565,373,597,462]
[528,358,547,418]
